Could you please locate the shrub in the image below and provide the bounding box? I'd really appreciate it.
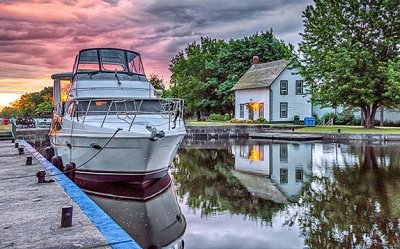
[256,117,267,123]
[229,118,255,123]
[209,113,229,121]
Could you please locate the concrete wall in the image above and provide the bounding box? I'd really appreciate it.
[270,67,312,122]
[186,125,273,139]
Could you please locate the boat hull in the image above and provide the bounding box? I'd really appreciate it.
[50,126,185,183]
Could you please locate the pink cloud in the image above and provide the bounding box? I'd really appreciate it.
[0,0,310,100]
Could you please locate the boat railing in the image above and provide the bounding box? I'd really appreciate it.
[65,98,184,131]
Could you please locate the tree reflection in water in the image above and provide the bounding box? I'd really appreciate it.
[172,148,286,223]
[174,143,400,248]
[296,144,400,248]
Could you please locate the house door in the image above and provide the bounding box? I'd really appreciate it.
[249,108,254,120]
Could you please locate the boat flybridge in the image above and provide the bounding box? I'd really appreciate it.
[49,48,186,182]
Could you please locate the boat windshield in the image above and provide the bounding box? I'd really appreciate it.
[73,48,145,76]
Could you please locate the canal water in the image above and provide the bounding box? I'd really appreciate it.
[42,138,400,249]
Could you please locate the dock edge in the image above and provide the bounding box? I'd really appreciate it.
[20,140,142,249]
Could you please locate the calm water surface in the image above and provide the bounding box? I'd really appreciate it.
[78,139,400,249]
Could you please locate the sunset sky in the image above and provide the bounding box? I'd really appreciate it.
[0,0,311,107]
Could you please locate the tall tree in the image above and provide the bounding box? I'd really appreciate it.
[299,0,400,128]
[169,31,292,119]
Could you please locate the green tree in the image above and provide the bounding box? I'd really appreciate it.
[148,73,165,90]
[169,37,226,119]
[299,0,400,128]
[169,31,292,119]
[34,101,52,116]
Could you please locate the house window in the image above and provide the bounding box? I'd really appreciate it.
[296,80,303,95]
[240,104,244,118]
[295,168,303,183]
[280,102,288,118]
[259,103,264,118]
[280,144,288,162]
[280,168,288,184]
[280,80,288,95]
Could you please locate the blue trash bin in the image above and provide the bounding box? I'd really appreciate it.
[304,117,315,126]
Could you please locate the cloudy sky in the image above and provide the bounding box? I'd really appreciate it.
[0,0,312,107]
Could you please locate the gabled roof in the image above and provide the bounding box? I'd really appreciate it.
[231,59,292,91]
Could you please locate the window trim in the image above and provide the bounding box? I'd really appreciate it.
[296,80,303,95]
[280,102,288,118]
[280,80,288,95]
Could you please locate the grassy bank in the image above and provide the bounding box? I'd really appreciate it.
[185,121,400,134]
[296,125,400,134]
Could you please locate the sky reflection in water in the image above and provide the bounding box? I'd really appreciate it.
[80,139,400,249]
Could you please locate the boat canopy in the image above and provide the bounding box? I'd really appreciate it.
[72,48,145,77]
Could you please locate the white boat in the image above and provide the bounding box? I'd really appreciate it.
[49,48,186,182]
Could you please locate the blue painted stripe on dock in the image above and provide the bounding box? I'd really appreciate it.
[20,140,142,249]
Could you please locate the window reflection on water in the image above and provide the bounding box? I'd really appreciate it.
[172,139,400,249]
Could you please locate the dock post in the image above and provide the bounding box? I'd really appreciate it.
[61,205,73,227]
[18,145,24,154]
[26,154,32,165]
[64,162,76,182]
[36,170,46,183]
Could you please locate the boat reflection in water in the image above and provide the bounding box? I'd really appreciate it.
[76,174,186,249]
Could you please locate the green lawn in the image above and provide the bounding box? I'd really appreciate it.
[185,121,400,134]
[297,125,400,134]
[185,120,271,126]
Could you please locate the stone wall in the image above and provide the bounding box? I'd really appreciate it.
[16,128,49,145]
[185,125,273,139]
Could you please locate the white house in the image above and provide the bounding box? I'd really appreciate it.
[232,57,312,122]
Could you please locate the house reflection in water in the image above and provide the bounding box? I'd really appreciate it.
[232,142,313,203]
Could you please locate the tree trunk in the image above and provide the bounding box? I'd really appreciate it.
[380,107,384,127]
[361,104,378,128]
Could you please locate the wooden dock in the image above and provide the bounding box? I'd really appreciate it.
[0,140,139,249]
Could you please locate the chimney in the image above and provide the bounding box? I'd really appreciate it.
[252,56,260,65]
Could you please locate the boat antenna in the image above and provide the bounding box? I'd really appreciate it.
[114,69,121,85]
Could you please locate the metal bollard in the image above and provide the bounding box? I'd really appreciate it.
[11,139,15,143]
[26,154,32,165]
[36,170,46,183]
[64,162,76,182]
[18,145,24,155]
[15,142,19,148]
[61,205,73,227]
[51,156,64,172]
